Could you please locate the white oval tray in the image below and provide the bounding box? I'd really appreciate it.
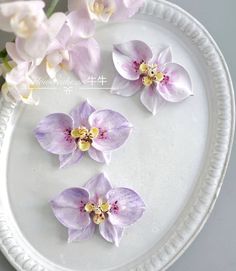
[0,0,234,271]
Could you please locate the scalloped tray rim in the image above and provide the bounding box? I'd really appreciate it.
[0,0,234,271]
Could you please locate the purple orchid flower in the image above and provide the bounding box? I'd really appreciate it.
[50,173,145,246]
[34,100,132,168]
[112,40,193,115]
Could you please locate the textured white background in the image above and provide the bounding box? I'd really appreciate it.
[0,0,235,270]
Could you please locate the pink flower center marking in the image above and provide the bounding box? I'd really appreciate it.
[64,128,73,143]
[98,128,108,140]
[79,200,86,213]
[133,60,143,72]
[110,200,119,214]
[161,75,170,85]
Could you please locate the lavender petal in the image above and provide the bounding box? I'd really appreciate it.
[34,113,76,155]
[59,148,84,168]
[68,222,95,243]
[70,100,96,128]
[51,188,90,229]
[107,187,145,227]
[89,109,132,152]
[99,219,124,247]
[84,173,112,203]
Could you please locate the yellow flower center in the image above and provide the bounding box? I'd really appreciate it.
[94,1,105,15]
[139,62,165,86]
[10,14,39,38]
[90,0,114,17]
[71,127,99,152]
[142,76,153,87]
[155,71,164,82]
[84,201,111,225]
[139,63,149,73]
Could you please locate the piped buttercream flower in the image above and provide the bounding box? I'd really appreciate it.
[34,100,132,167]
[68,0,145,28]
[44,13,100,81]
[0,1,45,38]
[112,40,193,115]
[0,1,66,61]
[1,62,38,105]
[50,173,145,246]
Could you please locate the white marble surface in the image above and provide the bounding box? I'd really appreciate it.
[0,0,235,270]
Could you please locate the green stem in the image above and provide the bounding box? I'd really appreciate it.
[0,48,7,59]
[46,0,60,17]
[2,57,12,72]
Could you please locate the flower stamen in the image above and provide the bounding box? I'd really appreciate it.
[139,63,149,74]
[71,127,88,139]
[78,140,91,152]
[155,71,164,82]
[139,62,167,86]
[90,0,114,17]
[93,213,105,224]
[142,76,153,87]
[84,202,95,213]
[70,127,99,151]
[100,202,110,212]
[85,201,111,225]
[89,127,99,139]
